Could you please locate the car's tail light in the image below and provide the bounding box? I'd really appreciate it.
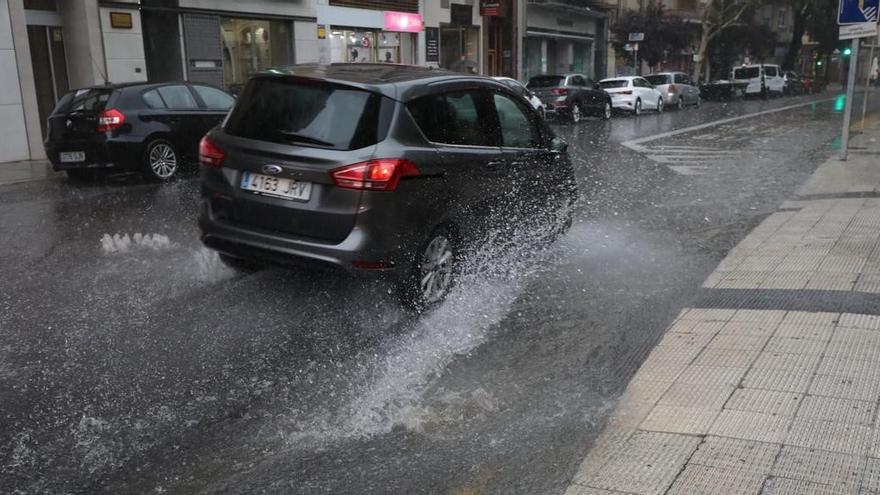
[96,108,125,132]
[199,136,225,168]
[668,84,677,93]
[552,88,568,95]
[331,159,419,192]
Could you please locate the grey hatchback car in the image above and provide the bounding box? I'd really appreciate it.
[198,64,576,307]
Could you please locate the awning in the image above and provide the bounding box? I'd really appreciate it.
[526,29,595,42]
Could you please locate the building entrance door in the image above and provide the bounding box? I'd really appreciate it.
[27,25,68,138]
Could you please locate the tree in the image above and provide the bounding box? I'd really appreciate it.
[611,4,692,71]
[693,0,755,83]
[769,0,840,70]
[708,20,778,79]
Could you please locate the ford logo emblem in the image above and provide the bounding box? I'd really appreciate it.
[261,164,283,175]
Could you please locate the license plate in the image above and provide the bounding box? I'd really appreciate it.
[60,151,85,163]
[240,171,312,201]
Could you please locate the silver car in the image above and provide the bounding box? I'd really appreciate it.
[645,72,702,110]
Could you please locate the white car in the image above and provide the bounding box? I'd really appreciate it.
[732,64,785,97]
[492,76,547,118]
[599,76,665,116]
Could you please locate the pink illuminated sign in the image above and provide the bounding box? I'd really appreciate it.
[384,11,423,33]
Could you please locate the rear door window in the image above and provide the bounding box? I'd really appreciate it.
[407,90,496,147]
[142,89,166,109]
[157,85,198,110]
[192,85,235,111]
[571,76,587,87]
[225,77,381,150]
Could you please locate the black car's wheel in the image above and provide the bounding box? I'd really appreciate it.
[218,253,261,273]
[142,139,179,181]
[401,226,457,310]
[601,100,612,120]
[570,101,583,124]
[634,98,642,116]
[65,169,102,182]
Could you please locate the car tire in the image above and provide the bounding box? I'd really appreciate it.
[218,253,261,273]
[677,97,684,110]
[65,169,102,182]
[657,98,665,113]
[400,226,457,311]
[695,96,702,108]
[601,100,612,120]
[634,98,642,116]
[570,101,583,124]
[142,139,179,182]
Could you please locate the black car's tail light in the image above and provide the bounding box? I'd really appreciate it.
[330,159,419,192]
[199,136,225,168]
[96,108,125,133]
[552,88,568,95]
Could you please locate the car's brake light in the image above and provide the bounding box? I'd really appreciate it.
[331,159,419,191]
[199,136,225,168]
[552,88,568,95]
[668,84,677,93]
[96,108,125,132]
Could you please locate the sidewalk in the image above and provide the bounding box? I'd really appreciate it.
[566,125,880,494]
[0,159,59,186]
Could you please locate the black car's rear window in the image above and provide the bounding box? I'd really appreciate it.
[527,76,564,88]
[646,75,671,85]
[53,88,113,115]
[224,77,380,150]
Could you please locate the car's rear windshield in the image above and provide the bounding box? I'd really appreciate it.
[53,88,113,115]
[645,75,671,85]
[527,76,564,88]
[599,80,629,89]
[734,67,761,79]
[224,77,381,150]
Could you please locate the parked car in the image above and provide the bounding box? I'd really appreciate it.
[731,64,785,97]
[645,72,702,109]
[45,82,235,181]
[198,64,577,308]
[492,77,546,118]
[599,76,665,115]
[526,73,612,123]
[783,71,806,95]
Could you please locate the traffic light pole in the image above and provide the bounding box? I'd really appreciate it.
[841,39,860,161]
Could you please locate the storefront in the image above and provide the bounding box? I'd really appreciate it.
[318,4,421,66]
[522,1,604,81]
[221,17,293,89]
[481,0,517,77]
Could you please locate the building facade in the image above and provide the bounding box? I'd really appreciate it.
[1,0,614,164]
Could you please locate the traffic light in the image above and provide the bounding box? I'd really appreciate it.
[843,47,853,57]
[817,60,824,66]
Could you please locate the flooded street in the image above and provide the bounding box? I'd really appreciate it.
[0,93,865,493]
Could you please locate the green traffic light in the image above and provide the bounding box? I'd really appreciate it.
[817,60,823,66]
[843,47,852,56]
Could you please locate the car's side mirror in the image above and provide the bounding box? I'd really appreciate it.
[593,82,600,90]
[549,136,568,153]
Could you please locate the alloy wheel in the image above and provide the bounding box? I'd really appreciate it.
[603,101,612,120]
[634,99,642,116]
[657,98,664,113]
[419,235,454,305]
[149,143,177,180]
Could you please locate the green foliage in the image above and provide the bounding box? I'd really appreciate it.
[611,4,694,68]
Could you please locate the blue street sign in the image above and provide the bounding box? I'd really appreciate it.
[839,0,879,24]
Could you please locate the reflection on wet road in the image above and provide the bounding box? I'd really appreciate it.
[0,92,870,494]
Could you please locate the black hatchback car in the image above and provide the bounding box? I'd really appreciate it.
[199,64,577,307]
[45,82,235,181]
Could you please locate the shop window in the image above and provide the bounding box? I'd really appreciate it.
[329,31,414,64]
[221,18,292,90]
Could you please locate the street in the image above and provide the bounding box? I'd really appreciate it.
[0,91,871,494]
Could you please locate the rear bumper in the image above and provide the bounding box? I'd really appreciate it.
[198,200,414,277]
[610,95,637,110]
[44,139,142,171]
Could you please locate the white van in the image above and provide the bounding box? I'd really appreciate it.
[731,64,785,97]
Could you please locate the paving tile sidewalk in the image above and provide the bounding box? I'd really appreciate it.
[566,124,880,495]
[0,159,59,186]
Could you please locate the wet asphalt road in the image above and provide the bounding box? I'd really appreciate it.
[0,91,870,494]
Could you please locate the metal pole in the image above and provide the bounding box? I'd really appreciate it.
[861,32,877,132]
[841,39,860,161]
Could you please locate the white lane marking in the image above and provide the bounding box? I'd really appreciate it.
[622,97,837,153]
[668,165,714,175]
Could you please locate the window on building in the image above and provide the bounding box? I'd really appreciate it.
[221,18,292,89]
[778,9,786,27]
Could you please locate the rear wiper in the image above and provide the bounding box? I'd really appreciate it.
[274,131,334,147]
